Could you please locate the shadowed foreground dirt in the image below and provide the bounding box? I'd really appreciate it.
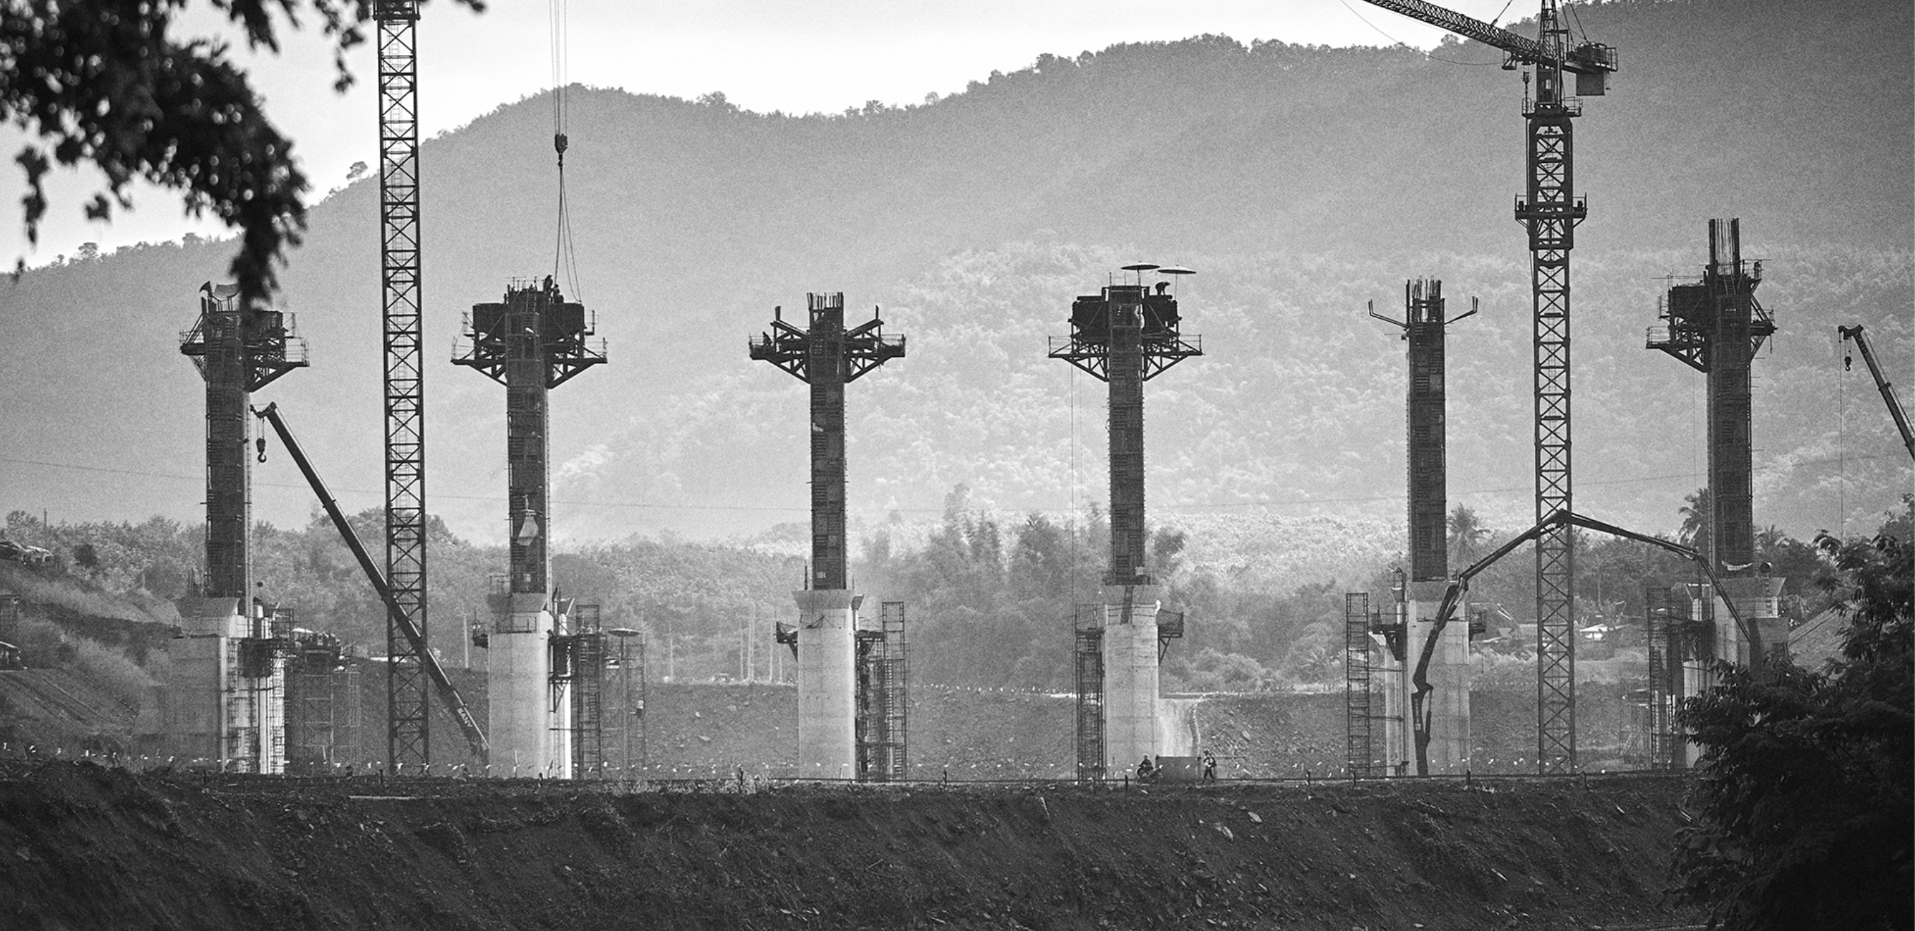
[0,762,1698,931]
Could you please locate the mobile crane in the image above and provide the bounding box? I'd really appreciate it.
[253,402,490,765]
[1839,325,1915,464]
[1355,0,1618,774]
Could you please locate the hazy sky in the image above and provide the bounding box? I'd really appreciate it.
[1,0,1480,265]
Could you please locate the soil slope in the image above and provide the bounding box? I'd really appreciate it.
[0,762,1697,931]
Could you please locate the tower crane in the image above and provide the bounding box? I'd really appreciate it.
[1839,325,1915,464]
[1353,0,1617,775]
[374,0,432,768]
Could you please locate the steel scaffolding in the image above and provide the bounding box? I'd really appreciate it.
[1344,592,1377,779]
[855,602,908,782]
[601,629,647,778]
[1073,604,1105,781]
[570,621,606,778]
[1642,584,1685,770]
[287,630,360,774]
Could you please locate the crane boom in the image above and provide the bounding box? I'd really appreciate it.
[1839,325,1915,464]
[252,402,491,765]
[1359,0,1618,75]
[1362,0,1548,62]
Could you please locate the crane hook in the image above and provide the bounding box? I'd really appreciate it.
[256,435,268,463]
[1844,351,1853,372]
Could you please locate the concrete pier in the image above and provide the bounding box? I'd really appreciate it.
[795,589,858,780]
[1102,585,1164,774]
[489,593,570,777]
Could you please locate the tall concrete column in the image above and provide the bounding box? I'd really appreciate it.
[1375,279,1474,776]
[1050,271,1201,780]
[456,279,605,778]
[152,282,304,773]
[751,293,904,781]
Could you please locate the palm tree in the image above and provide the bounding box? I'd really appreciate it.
[1448,504,1490,568]
[1679,487,1713,559]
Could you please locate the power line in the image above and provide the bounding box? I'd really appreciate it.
[4,453,1894,518]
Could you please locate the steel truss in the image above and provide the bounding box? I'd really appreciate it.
[376,0,429,768]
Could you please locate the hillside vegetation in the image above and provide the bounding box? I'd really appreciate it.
[1,0,1908,550]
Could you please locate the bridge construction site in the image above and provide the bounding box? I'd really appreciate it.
[5,0,1907,797]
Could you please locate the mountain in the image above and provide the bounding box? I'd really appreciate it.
[1,0,1909,552]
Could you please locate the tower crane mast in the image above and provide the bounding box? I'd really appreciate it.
[374,0,432,768]
[1356,0,1617,775]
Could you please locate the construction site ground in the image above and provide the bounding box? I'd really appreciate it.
[0,587,1694,929]
[0,760,1698,931]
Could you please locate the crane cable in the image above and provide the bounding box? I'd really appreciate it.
[550,0,583,300]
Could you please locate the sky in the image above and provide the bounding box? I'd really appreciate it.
[0,0,1478,266]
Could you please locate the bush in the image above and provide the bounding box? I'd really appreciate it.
[68,637,153,712]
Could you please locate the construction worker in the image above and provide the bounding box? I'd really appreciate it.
[1201,748,1217,781]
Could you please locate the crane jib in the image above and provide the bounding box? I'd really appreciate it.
[1358,0,1618,75]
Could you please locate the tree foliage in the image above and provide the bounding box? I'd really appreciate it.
[1674,503,1913,931]
[1,0,480,305]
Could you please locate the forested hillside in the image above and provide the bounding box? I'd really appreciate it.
[1,0,1908,555]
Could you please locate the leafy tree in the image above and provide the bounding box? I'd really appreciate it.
[1,0,482,304]
[1674,507,1913,930]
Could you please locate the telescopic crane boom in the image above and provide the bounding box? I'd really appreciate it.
[1839,325,1915,464]
[252,402,490,765]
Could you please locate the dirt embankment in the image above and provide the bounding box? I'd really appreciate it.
[0,762,1697,931]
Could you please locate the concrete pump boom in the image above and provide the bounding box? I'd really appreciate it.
[1404,509,1758,775]
[1838,325,1915,464]
[251,402,491,765]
